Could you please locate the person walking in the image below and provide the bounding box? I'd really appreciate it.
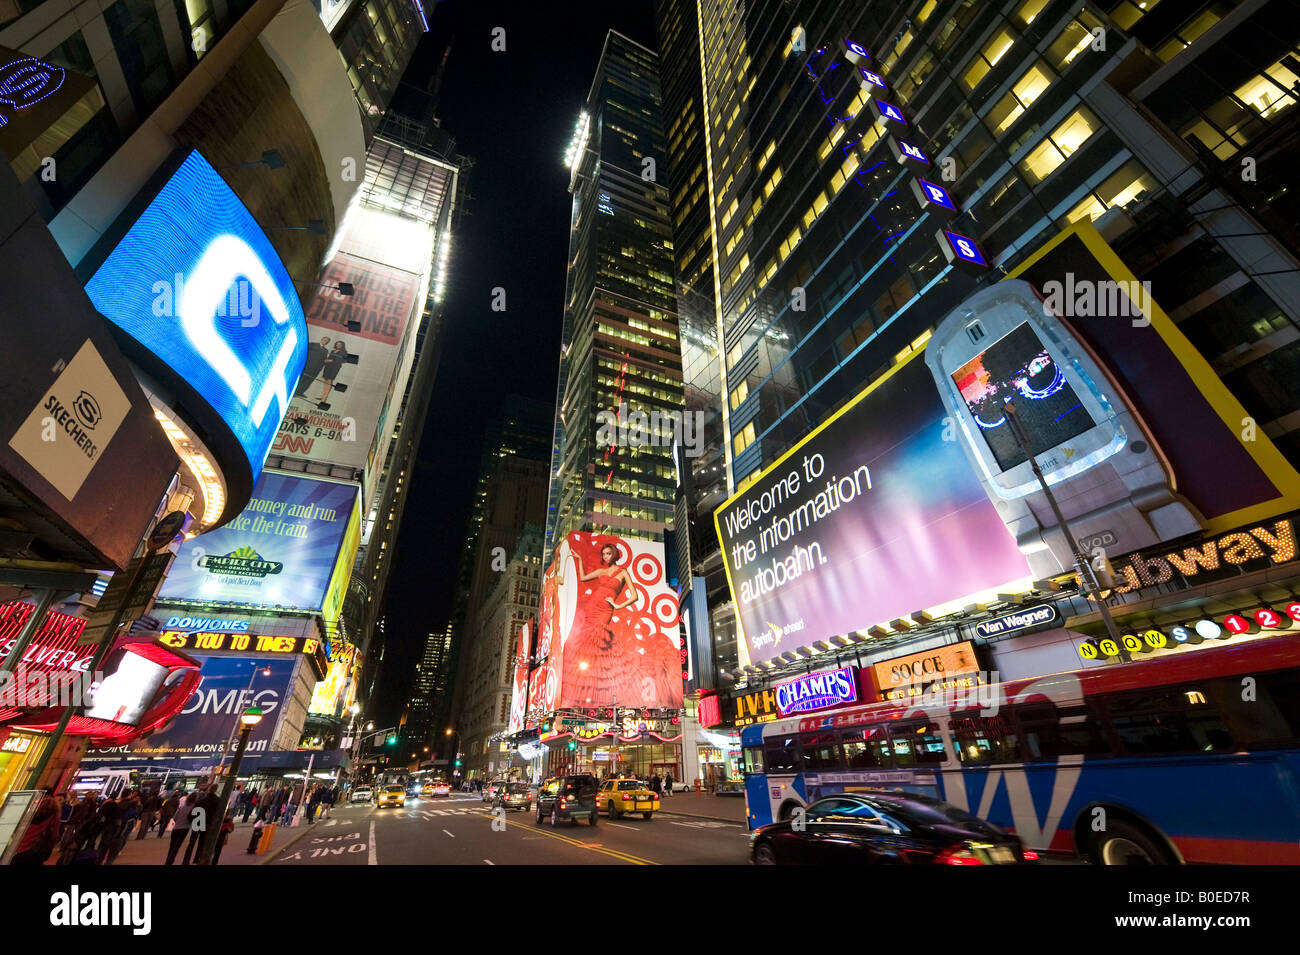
[193,784,221,864]
[137,790,160,838]
[242,788,257,823]
[56,793,97,864]
[663,772,674,797]
[164,791,196,865]
[306,784,322,823]
[213,812,236,865]
[10,793,62,865]
[650,774,663,797]
[324,783,337,819]
[157,789,179,838]
[90,795,122,865]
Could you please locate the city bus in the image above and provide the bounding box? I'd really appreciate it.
[741,634,1300,864]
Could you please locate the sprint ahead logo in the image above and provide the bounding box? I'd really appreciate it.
[50,886,151,935]
[200,544,283,579]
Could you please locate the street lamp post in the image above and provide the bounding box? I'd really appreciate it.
[215,662,269,781]
[1003,401,1122,646]
[197,705,263,865]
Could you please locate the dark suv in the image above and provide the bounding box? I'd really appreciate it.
[535,774,599,827]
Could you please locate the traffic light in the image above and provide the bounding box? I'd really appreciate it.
[386,734,397,746]
[567,738,577,751]
[454,757,462,767]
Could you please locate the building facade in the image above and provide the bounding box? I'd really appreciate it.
[544,30,684,561]
[653,0,1300,755]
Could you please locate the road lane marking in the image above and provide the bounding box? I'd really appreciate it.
[503,819,656,865]
[368,822,376,865]
[607,823,639,831]
[442,829,456,838]
[484,859,494,865]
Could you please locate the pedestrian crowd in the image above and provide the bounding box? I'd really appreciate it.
[9,778,341,866]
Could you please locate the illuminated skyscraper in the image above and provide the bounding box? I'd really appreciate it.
[544,30,683,561]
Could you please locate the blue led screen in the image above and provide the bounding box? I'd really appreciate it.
[85,150,307,477]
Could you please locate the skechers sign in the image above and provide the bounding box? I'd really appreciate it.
[85,150,307,488]
[775,666,859,716]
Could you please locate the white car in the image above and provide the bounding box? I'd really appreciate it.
[351,786,373,804]
[431,782,451,798]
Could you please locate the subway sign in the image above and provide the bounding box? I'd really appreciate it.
[775,666,859,716]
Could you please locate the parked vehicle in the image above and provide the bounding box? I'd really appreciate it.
[351,786,373,804]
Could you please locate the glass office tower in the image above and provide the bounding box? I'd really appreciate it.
[657,0,1300,680]
[545,30,684,559]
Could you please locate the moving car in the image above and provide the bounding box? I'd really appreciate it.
[749,792,1037,865]
[351,785,373,804]
[421,781,435,797]
[493,782,534,812]
[481,779,508,802]
[598,778,660,820]
[535,774,599,827]
[430,782,451,797]
[377,784,407,808]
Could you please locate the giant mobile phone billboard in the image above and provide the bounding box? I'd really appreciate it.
[715,221,1300,668]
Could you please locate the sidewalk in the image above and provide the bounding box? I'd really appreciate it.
[655,791,749,825]
[87,815,317,866]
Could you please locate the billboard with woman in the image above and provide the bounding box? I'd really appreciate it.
[528,532,683,714]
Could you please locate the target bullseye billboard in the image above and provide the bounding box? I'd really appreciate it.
[527,532,683,713]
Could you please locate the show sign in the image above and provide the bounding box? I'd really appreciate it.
[714,354,1031,667]
[775,667,859,716]
[157,630,327,678]
[157,472,358,612]
[84,150,309,506]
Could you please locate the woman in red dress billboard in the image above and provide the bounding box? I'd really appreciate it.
[557,533,682,709]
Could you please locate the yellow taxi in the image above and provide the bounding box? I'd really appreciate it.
[598,778,660,820]
[421,781,435,797]
[377,784,406,808]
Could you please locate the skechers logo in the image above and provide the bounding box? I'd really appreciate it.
[73,390,101,429]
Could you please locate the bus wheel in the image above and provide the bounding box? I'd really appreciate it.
[1094,820,1175,865]
[778,802,799,821]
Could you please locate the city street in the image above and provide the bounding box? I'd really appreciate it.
[270,796,748,866]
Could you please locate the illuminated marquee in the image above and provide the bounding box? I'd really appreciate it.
[775,667,858,716]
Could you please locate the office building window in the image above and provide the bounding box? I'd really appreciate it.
[1109,0,1162,29]
[175,0,216,60]
[963,27,1017,90]
[1061,158,1157,224]
[1155,5,1230,63]
[105,0,176,114]
[1019,107,1100,184]
[1045,13,1104,70]
[987,60,1055,134]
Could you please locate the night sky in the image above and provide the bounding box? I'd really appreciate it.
[374,1,658,726]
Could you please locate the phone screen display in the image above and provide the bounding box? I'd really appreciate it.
[951,323,1096,470]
